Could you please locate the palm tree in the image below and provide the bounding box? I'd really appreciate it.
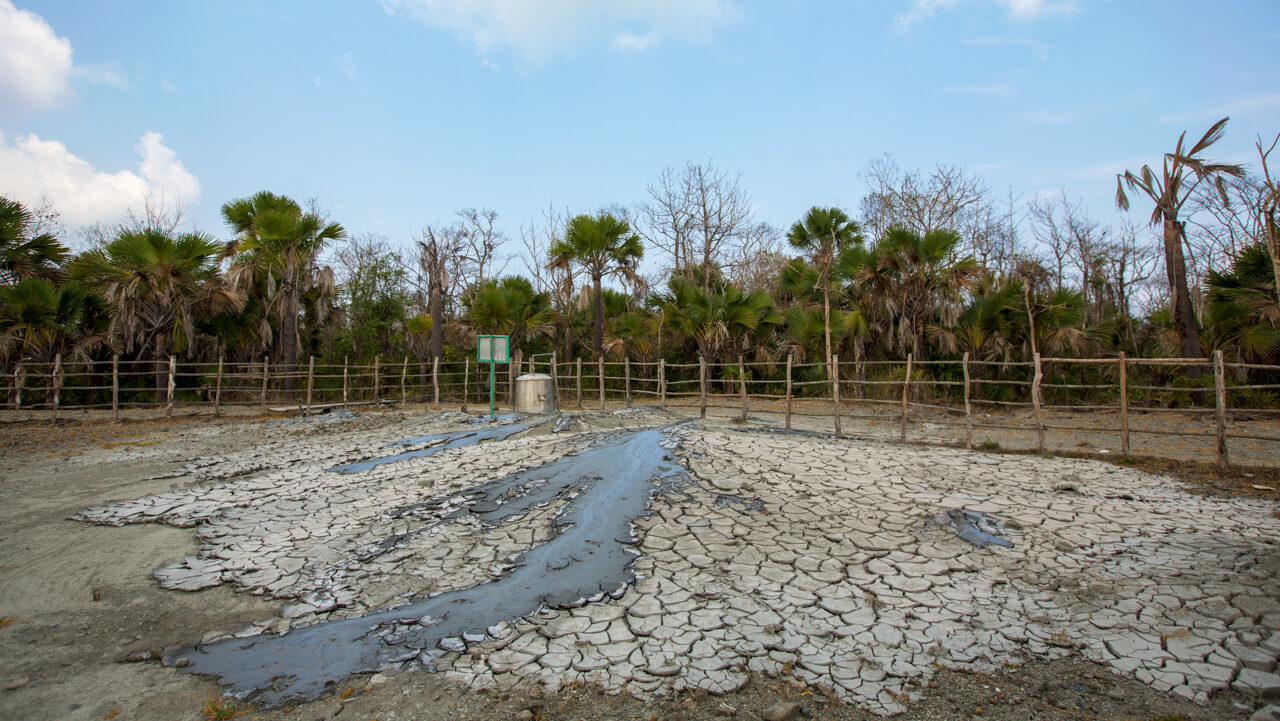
[856,227,980,358]
[223,192,345,389]
[787,207,861,374]
[658,276,780,363]
[0,278,106,363]
[0,197,68,284]
[927,278,1019,362]
[1204,242,1280,362]
[73,228,242,398]
[463,276,554,355]
[1116,117,1245,360]
[547,213,643,359]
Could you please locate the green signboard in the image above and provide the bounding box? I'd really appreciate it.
[475,335,509,420]
[476,335,510,363]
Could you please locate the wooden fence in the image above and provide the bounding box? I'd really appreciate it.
[5,351,1279,469]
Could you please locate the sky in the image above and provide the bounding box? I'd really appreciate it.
[1,0,1278,267]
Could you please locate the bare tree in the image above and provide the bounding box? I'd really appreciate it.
[1028,190,1111,325]
[639,160,754,291]
[723,222,787,294]
[1252,134,1280,309]
[859,156,989,238]
[456,207,509,298]
[418,224,468,360]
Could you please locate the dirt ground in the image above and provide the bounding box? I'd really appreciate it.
[0,409,1274,721]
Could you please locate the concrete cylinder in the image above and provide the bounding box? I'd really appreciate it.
[513,373,555,414]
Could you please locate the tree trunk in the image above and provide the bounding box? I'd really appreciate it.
[1164,218,1202,364]
[428,282,444,360]
[282,280,300,392]
[592,271,604,359]
[822,265,832,379]
[1265,215,1280,313]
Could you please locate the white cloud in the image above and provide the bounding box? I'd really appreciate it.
[1001,0,1080,19]
[943,84,1012,95]
[333,52,356,78]
[895,0,959,29]
[73,62,131,90]
[897,0,1079,28]
[612,32,660,53]
[0,130,200,226]
[0,0,73,113]
[1158,94,1280,125]
[380,0,736,63]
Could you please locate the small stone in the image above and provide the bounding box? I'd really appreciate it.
[516,710,533,721]
[4,678,28,691]
[174,658,192,668]
[761,701,802,721]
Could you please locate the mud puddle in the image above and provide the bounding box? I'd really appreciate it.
[172,426,689,705]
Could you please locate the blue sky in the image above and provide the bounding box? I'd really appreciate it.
[1,0,1278,262]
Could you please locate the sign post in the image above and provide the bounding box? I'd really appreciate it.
[475,335,510,421]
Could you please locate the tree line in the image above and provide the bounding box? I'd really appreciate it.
[2,117,1278,407]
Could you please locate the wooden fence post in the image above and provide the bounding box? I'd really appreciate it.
[214,356,223,417]
[13,363,22,411]
[598,357,605,411]
[659,359,667,411]
[1214,349,1229,469]
[400,355,408,407]
[112,354,120,422]
[432,356,440,409]
[900,353,912,443]
[342,356,349,409]
[624,357,632,408]
[1031,352,1045,453]
[832,354,841,436]
[576,358,582,410]
[306,356,315,415]
[463,357,470,412]
[785,353,793,430]
[373,355,380,405]
[739,355,748,421]
[166,355,176,418]
[260,355,268,412]
[962,352,972,449]
[52,352,63,420]
[1118,352,1129,456]
[699,354,708,419]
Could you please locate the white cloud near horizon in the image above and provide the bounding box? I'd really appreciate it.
[380,0,737,63]
[0,131,201,226]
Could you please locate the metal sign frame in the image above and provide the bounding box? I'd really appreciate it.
[476,335,510,364]
[475,335,509,420]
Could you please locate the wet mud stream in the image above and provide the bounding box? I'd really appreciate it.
[327,415,548,474]
[169,426,691,705]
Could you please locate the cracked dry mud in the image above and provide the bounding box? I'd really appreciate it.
[44,408,1280,716]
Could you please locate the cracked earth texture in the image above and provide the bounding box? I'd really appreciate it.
[54,407,1280,717]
